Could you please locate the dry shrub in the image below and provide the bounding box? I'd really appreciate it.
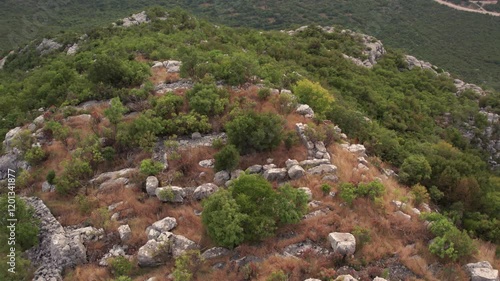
[67,264,110,281]
[256,255,308,281]
[164,203,204,245]
[166,146,215,186]
[474,241,500,269]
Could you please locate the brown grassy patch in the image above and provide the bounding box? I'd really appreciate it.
[65,264,110,281]
[164,202,204,245]
[165,146,216,186]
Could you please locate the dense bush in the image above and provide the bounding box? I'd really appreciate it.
[46,170,56,185]
[88,55,149,88]
[339,180,385,205]
[109,256,133,277]
[186,82,229,116]
[24,146,47,165]
[202,175,308,247]
[225,111,284,154]
[139,159,164,176]
[292,79,333,117]
[399,155,432,186]
[423,212,476,261]
[152,93,184,119]
[214,145,240,172]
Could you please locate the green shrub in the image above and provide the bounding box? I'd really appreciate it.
[258,88,271,100]
[164,112,212,136]
[357,180,385,199]
[157,188,175,201]
[56,158,92,195]
[429,186,444,202]
[411,184,430,206]
[202,175,307,248]
[11,129,33,151]
[24,146,47,165]
[214,145,240,172]
[284,131,298,151]
[211,138,225,149]
[423,212,477,261]
[399,155,431,186]
[109,256,133,277]
[266,270,287,281]
[225,111,284,154]
[321,183,332,195]
[352,226,371,251]
[172,250,203,281]
[186,82,228,116]
[0,195,39,251]
[140,159,164,176]
[46,170,56,184]
[339,182,357,205]
[153,93,184,119]
[292,79,334,116]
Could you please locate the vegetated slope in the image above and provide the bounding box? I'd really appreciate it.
[0,8,499,280]
[1,0,500,90]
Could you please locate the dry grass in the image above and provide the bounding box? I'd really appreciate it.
[65,264,111,281]
[165,202,205,245]
[164,146,216,187]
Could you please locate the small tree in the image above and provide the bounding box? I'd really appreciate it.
[214,145,240,172]
[201,190,246,248]
[104,97,127,138]
[24,146,47,165]
[411,184,430,206]
[186,82,228,116]
[292,79,334,117]
[400,155,432,186]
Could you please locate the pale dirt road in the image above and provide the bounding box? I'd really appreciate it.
[433,0,500,16]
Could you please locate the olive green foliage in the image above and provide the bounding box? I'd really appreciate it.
[186,82,229,116]
[201,189,246,248]
[258,88,271,100]
[214,145,240,172]
[10,129,32,152]
[45,121,70,145]
[139,159,164,176]
[109,256,133,277]
[292,79,333,117]
[266,270,287,281]
[411,184,430,206]
[117,110,163,151]
[163,112,212,136]
[423,212,476,261]
[399,155,432,186]
[56,158,92,194]
[321,183,332,195]
[46,170,56,185]
[352,226,371,251]
[202,175,308,247]
[88,55,149,88]
[24,146,47,165]
[152,93,184,119]
[172,250,203,281]
[274,92,297,115]
[104,97,127,137]
[339,180,385,205]
[225,111,284,154]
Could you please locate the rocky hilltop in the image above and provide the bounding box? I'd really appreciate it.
[0,9,498,281]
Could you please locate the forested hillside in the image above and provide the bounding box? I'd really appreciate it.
[1,0,500,90]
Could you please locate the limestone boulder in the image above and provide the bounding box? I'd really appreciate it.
[263,168,288,182]
[465,261,499,281]
[150,217,177,233]
[308,164,337,175]
[193,183,219,200]
[118,225,132,242]
[214,170,230,186]
[288,165,306,180]
[246,164,263,174]
[146,176,159,196]
[328,232,356,256]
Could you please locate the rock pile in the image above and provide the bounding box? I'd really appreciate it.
[89,168,138,190]
[465,261,499,281]
[36,38,63,55]
[138,217,198,267]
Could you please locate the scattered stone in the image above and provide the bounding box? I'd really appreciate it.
[334,275,358,281]
[341,143,366,155]
[391,200,407,209]
[267,158,274,164]
[421,203,431,213]
[322,175,339,183]
[298,187,313,201]
[395,211,411,221]
[137,238,170,267]
[308,164,337,175]
[99,245,130,266]
[285,159,300,169]
[296,104,315,116]
[67,43,79,55]
[150,217,177,233]
[121,11,150,27]
[146,176,159,196]
[357,163,369,171]
[214,170,230,186]
[199,159,215,168]
[193,183,219,200]
[373,277,388,281]
[328,232,356,256]
[108,201,124,211]
[411,208,421,216]
[191,132,202,139]
[33,115,45,126]
[288,165,306,180]
[202,247,231,259]
[41,181,55,192]
[111,212,120,221]
[231,169,244,179]
[263,163,277,170]
[299,159,330,167]
[465,261,499,281]
[263,168,288,182]
[156,186,186,203]
[315,142,327,153]
[118,225,132,242]
[246,164,263,174]
[146,228,161,240]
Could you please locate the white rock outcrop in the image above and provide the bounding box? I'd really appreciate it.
[465,261,499,281]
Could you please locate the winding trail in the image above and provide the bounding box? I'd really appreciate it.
[432,0,500,16]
